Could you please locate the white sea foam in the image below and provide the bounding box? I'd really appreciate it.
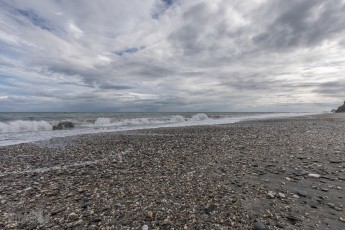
[94,118,111,126]
[93,115,186,127]
[0,120,52,133]
[190,113,208,121]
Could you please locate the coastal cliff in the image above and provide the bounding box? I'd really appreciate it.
[335,101,345,113]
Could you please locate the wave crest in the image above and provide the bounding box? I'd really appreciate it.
[190,113,209,121]
[0,120,52,133]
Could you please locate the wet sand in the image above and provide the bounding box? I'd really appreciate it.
[0,113,344,229]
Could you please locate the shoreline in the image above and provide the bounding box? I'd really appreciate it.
[0,113,344,229]
[0,112,320,147]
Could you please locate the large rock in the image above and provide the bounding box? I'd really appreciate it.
[53,121,75,130]
[335,101,345,113]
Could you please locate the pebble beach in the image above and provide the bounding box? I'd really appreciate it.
[0,113,345,230]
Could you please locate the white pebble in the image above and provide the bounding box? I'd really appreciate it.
[308,173,320,178]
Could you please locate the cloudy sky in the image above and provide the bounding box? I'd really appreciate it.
[1,0,345,112]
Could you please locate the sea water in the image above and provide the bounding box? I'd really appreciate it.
[0,112,316,146]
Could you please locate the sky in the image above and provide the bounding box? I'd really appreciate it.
[1,0,345,112]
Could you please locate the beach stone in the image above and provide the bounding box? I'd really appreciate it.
[310,202,318,209]
[278,192,285,198]
[287,215,300,225]
[321,188,329,192]
[142,225,149,230]
[254,220,266,230]
[87,225,98,230]
[300,170,309,176]
[81,201,92,208]
[147,210,154,219]
[330,159,343,163]
[205,204,217,214]
[51,206,66,215]
[308,173,320,178]
[276,223,285,228]
[68,212,79,221]
[267,191,276,199]
[297,190,308,197]
[227,219,233,226]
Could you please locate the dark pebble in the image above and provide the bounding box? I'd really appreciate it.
[205,204,217,214]
[330,159,343,163]
[81,201,92,208]
[320,188,329,192]
[254,220,266,230]
[297,190,308,197]
[50,206,67,215]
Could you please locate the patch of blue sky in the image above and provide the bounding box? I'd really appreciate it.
[114,46,145,56]
[152,0,178,19]
[16,9,53,31]
[162,0,176,6]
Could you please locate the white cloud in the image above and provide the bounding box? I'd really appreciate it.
[68,21,84,39]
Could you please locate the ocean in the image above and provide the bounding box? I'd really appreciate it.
[0,112,316,146]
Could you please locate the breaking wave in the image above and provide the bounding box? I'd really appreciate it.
[94,118,111,126]
[0,120,53,133]
[93,114,192,127]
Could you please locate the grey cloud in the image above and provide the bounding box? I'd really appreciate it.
[1,0,345,112]
[98,83,132,90]
[253,0,345,50]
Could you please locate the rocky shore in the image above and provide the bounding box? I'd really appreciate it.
[0,113,344,229]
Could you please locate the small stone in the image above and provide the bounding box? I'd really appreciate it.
[328,203,335,208]
[147,211,154,219]
[227,219,233,226]
[308,173,320,178]
[330,159,343,163]
[81,201,92,208]
[297,190,308,197]
[310,202,318,209]
[340,217,345,223]
[321,188,329,192]
[285,177,292,181]
[72,220,83,227]
[286,215,300,225]
[300,170,309,175]
[293,194,300,198]
[276,223,285,228]
[267,191,276,199]
[254,220,266,230]
[278,192,285,198]
[87,225,98,230]
[205,204,217,214]
[142,225,149,230]
[68,212,79,221]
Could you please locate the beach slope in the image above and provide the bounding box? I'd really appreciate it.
[0,113,344,229]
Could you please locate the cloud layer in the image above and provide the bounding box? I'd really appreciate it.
[1,0,345,112]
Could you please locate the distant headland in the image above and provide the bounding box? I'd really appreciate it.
[335,101,345,113]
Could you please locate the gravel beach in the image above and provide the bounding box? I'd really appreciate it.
[0,113,344,230]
